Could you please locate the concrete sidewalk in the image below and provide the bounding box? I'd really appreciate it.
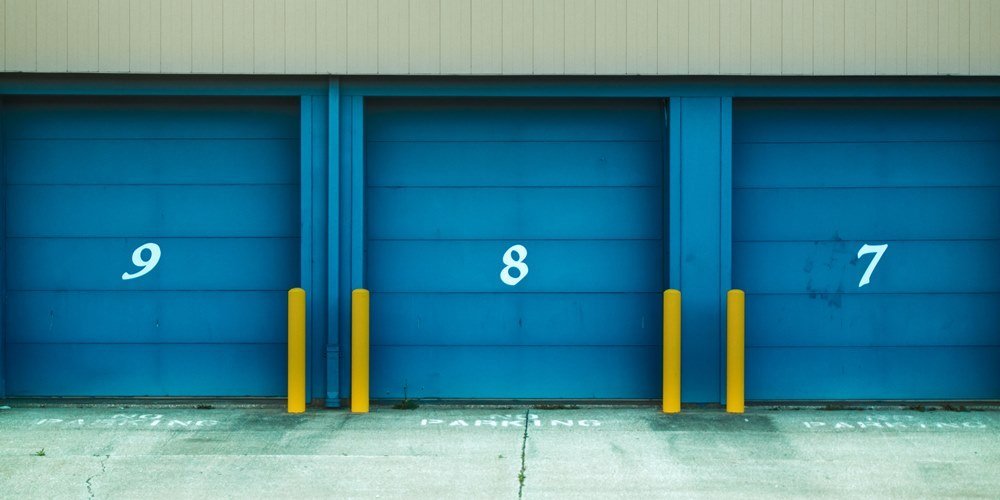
[1,404,998,499]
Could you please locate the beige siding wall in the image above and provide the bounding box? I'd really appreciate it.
[3,0,998,75]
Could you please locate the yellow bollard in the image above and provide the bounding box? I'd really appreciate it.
[287,288,306,414]
[351,289,370,413]
[662,290,681,413]
[727,289,745,414]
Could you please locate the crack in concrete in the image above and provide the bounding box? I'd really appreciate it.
[85,454,109,499]
[517,410,529,499]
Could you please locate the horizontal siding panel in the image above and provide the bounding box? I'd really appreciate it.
[368,141,662,187]
[6,344,285,396]
[7,185,298,237]
[734,187,1000,241]
[368,240,664,292]
[4,97,297,139]
[7,291,287,343]
[747,347,1000,400]
[369,187,663,239]
[372,345,660,399]
[746,293,1000,347]
[366,99,662,141]
[7,238,299,291]
[7,139,297,184]
[734,142,1000,188]
[734,100,1000,143]
[7,0,1000,75]
[734,240,1000,294]
[371,292,661,346]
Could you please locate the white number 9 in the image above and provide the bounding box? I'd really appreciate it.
[121,243,161,281]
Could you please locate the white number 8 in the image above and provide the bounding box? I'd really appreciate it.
[500,244,529,286]
[122,243,161,281]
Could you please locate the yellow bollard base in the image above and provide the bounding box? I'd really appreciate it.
[662,289,682,415]
[351,289,371,415]
[287,287,307,414]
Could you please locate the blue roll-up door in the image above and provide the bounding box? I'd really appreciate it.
[3,96,299,396]
[366,99,666,399]
[734,100,1000,400]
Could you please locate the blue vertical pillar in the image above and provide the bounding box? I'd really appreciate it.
[0,100,5,398]
[669,97,733,403]
[325,78,342,407]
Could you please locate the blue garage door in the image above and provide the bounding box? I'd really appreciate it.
[366,99,666,399]
[3,97,299,396]
[734,100,1000,400]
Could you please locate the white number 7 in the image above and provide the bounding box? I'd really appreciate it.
[857,243,888,288]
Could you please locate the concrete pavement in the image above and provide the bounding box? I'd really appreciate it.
[1,403,998,499]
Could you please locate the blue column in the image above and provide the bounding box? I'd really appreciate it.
[669,97,733,403]
[302,94,331,404]
[325,78,341,406]
[0,100,5,398]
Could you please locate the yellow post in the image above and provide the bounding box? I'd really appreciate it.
[287,288,306,414]
[351,289,370,413]
[662,290,681,413]
[727,289,745,414]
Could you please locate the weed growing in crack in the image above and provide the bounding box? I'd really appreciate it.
[534,404,580,410]
[517,410,529,499]
[33,449,45,457]
[392,385,419,410]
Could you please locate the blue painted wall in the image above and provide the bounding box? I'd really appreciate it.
[3,96,301,396]
[670,97,733,403]
[0,76,997,402]
[734,99,1000,400]
[362,99,667,399]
